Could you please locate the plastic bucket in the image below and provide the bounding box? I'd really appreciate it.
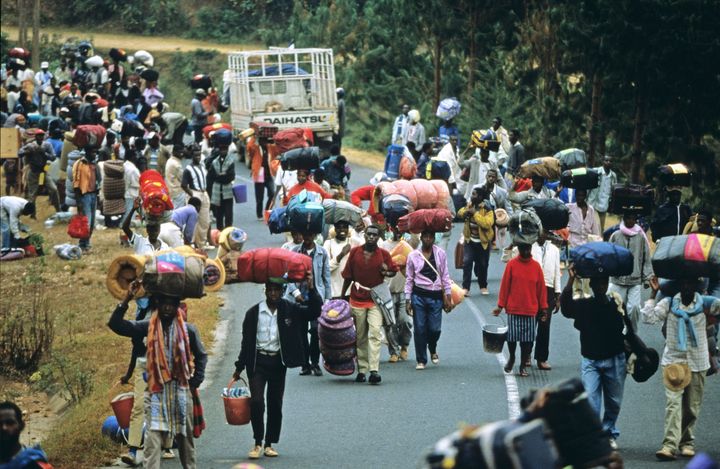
[232,184,247,203]
[482,324,507,354]
[110,392,134,428]
[223,378,251,425]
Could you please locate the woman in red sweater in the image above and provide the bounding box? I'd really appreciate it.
[493,243,548,376]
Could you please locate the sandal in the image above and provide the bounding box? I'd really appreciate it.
[503,357,515,373]
[518,368,529,377]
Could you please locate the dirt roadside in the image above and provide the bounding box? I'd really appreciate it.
[0,25,261,53]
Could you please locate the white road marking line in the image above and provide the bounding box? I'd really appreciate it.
[465,297,522,419]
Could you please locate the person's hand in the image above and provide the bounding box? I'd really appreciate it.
[553,294,561,313]
[125,279,142,303]
[567,265,576,280]
[232,369,242,381]
[443,295,453,313]
[406,301,413,317]
[492,307,502,317]
[120,375,131,385]
[539,309,549,323]
[294,294,305,304]
[188,376,201,389]
[649,276,660,293]
[133,196,141,210]
[338,243,351,260]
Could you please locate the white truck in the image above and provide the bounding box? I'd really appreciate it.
[225,47,338,146]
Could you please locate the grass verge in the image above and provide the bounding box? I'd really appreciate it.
[0,193,221,469]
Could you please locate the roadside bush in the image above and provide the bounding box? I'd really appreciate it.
[34,353,95,404]
[185,6,250,43]
[120,0,190,35]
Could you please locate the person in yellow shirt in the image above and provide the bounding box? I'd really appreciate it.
[71,145,102,251]
[458,185,495,296]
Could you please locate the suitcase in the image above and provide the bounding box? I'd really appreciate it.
[560,168,600,190]
[384,144,405,180]
[652,234,720,279]
[267,206,289,234]
[570,242,634,278]
[380,194,413,226]
[454,236,464,269]
[280,146,320,171]
[658,163,691,187]
[522,198,569,230]
[517,157,562,180]
[425,157,452,181]
[274,128,308,154]
[554,148,587,170]
[609,184,654,215]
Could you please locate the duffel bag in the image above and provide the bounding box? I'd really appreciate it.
[189,74,212,90]
[651,234,720,279]
[384,144,404,180]
[560,168,600,190]
[322,199,363,226]
[109,48,128,62]
[236,248,312,283]
[425,157,452,181]
[397,208,453,234]
[268,206,290,234]
[142,252,205,299]
[380,194,413,226]
[212,128,233,146]
[609,184,654,215]
[287,201,324,234]
[522,198,569,230]
[274,128,308,154]
[553,148,587,170]
[658,163,691,187]
[435,97,461,121]
[280,146,320,171]
[250,121,279,138]
[516,157,562,180]
[140,69,159,82]
[202,122,232,140]
[507,209,543,245]
[570,242,634,278]
[73,125,106,148]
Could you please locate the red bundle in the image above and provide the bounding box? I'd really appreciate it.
[202,122,233,140]
[140,170,173,216]
[67,214,90,239]
[273,128,308,154]
[236,248,311,284]
[73,125,106,148]
[513,177,532,192]
[397,209,453,234]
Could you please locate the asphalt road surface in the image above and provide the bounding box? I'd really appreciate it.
[180,160,719,469]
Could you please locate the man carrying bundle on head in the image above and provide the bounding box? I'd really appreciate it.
[108,282,207,469]
[282,168,333,206]
[458,185,495,296]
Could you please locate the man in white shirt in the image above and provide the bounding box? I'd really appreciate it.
[121,159,142,228]
[391,104,410,145]
[0,196,35,249]
[323,221,358,298]
[181,144,210,247]
[588,155,618,230]
[530,234,561,370]
[274,166,298,207]
[122,198,168,255]
[164,145,186,210]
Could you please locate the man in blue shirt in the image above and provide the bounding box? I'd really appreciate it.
[320,146,351,190]
[159,198,201,248]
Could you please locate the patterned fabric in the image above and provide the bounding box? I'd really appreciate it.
[146,311,194,393]
[506,314,536,343]
[191,387,205,438]
[670,295,703,351]
[210,153,236,205]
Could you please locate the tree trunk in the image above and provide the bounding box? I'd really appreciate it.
[17,0,27,48]
[630,85,646,184]
[32,0,40,71]
[466,9,477,96]
[588,71,603,167]
[434,37,442,111]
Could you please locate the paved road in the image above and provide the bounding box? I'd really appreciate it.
[186,161,719,469]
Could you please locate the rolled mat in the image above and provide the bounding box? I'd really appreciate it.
[106,255,147,300]
[203,257,226,292]
[219,227,248,252]
[236,248,312,284]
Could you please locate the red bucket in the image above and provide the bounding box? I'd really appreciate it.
[222,378,251,425]
[110,392,134,429]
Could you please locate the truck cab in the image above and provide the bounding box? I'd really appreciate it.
[225,48,338,145]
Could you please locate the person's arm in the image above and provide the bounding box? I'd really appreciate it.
[187,323,208,388]
[641,237,654,282]
[184,211,198,244]
[43,142,55,161]
[537,265,549,311]
[122,197,140,240]
[292,272,322,321]
[322,251,332,301]
[641,278,669,325]
[474,207,495,230]
[559,268,578,319]
[382,249,398,278]
[233,309,253,378]
[181,168,193,197]
[107,282,148,339]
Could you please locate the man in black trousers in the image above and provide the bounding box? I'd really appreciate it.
[233,271,321,460]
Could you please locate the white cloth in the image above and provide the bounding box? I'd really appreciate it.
[437,142,462,186]
[324,237,354,298]
[256,301,281,352]
[123,161,140,199]
[608,283,643,330]
[531,241,562,292]
[159,222,184,248]
[642,296,720,372]
[165,156,184,202]
[588,167,617,213]
[391,114,409,145]
[0,196,29,237]
[130,232,168,255]
[274,167,298,204]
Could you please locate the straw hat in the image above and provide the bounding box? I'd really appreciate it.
[663,363,691,392]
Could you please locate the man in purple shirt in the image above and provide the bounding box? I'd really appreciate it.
[404,230,453,370]
[159,197,201,248]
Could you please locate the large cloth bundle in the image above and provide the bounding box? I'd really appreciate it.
[140,69,159,82]
[280,147,320,171]
[381,194,414,226]
[399,154,417,180]
[190,74,212,90]
[274,128,308,154]
[202,122,232,140]
[560,168,600,190]
[389,240,414,267]
[397,208,453,234]
[554,148,587,170]
[85,55,104,68]
[250,121,279,138]
[570,242,634,278]
[323,199,363,225]
[286,190,324,234]
[236,248,312,283]
[268,206,290,234]
[435,97,461,120]
[384,144,405,180]
[103,160,126,215]
[140,170,174,216]
[134,50,154,67]
[372,179,450,213]
[73,125,106,148]
[425,157,452,181]
[318,299,357,375]
[658,163,691,187]
[142,252,204,299]
[522,198,569,230]
[109,48,128,62]
[517,157,562,180]
[107,255,147,300]
[508,209,543,245]
[212,129,233,146]
[652,234,720,279]
[218,227,247,252]
[609,184,654,215]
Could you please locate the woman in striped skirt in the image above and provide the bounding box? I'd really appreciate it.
[493,243,548,376]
